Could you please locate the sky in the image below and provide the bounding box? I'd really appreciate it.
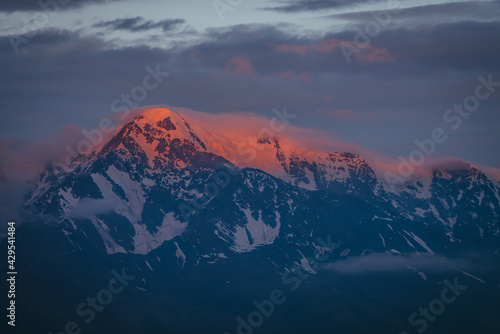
[0,0,499,202]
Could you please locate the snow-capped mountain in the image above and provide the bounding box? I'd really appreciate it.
[9,108,500,334]
[25,108,500,259]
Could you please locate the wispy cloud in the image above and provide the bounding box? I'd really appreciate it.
[262,0,378,13]
[68,198,117,219]
[0,0,126,13]
[323,1,500,24]
[94,17,185,33]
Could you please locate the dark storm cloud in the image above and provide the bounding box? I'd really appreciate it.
[262,0,379,12]
[94,17,185,33]
[0,0,125,13]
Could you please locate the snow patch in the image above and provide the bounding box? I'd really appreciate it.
[173,241,186,268]
[216,210,281,253]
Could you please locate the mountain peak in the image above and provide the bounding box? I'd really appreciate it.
[140,107,176,120]
[99,108,211,169]
[133,108,188,133]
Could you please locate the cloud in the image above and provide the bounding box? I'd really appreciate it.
[0,181,35,232]
[0,123,94,183]
[353,44,395,63]
[262,0,378,13]
[225,56,254,75]
[94,17,185,33]
[67,198,117,218]
[324,1,500,25]
[172,105,364,152]
[324,253,478,274]
[0,0,126,13]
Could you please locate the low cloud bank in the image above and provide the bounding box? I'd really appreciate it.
[324,253,481,274]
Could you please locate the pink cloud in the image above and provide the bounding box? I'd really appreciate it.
[0,123,86,182]
[225,56,254,75]
[172,106,391,162]
[188,49,200,58]
[356,45,395,64]
[273,44,310,55]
